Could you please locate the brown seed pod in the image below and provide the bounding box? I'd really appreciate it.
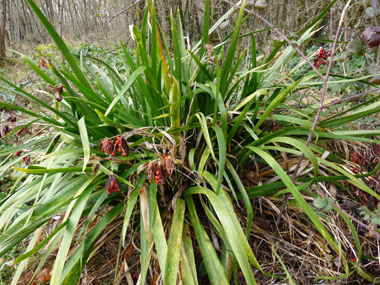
[1,125,9,137]
[145,161,155,183]
[92,163,100,174]
[48,84,64,102]
[15,150,23,157]
[364,147,373,163]
[23,156,31,166]
[33,128,42,135]
[104,174,121,195]
[165,156,175,175]
[155,163,166,185]
[118,136,130,157]
[2,115,16,123]
[38,58,49,69]
[375,143,380,156]
[99,138,115,155]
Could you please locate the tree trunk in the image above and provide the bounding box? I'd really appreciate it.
[0,0,6,60]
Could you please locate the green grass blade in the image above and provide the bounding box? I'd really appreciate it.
[105,66,146,116]
[253,77,303,131]
[78,117,90,172]
[211,125,226,195]
[121,173,147,246]
[163,198,185,285]
[220,0,246,97]
[184,187,257,284]
[50,187,93,285]
[186,196,229,285]
[246,146,341,254]
[171,77,181,146]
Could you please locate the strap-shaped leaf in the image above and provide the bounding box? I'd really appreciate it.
[163,198,185,285]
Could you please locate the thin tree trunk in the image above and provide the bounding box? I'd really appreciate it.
[0,0,7,60]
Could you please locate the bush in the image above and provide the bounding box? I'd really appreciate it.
[2,0,380,284]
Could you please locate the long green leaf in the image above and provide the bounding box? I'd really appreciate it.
[163,198,185,285]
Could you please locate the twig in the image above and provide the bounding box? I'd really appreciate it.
[276,0,352,227]
[323,87,380,108]
[221,0,324,80]
[333,203,380,239]
[86,0,142,54]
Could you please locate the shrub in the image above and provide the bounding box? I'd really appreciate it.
[2,0,380,284]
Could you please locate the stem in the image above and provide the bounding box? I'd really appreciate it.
[323,87,380,108]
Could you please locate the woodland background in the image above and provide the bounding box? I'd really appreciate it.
[0,0,361,60]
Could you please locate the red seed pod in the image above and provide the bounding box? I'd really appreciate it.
[23,156,31,166]
[119,136,130,157]
[155,164,166,185]
[17,128,25,136]
[104,174,121,195]
[352,150,360,164]
[15,150,23,157]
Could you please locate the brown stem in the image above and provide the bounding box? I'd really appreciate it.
[86,0,142,54]
[275,1,351,227]
[323,87,380,109]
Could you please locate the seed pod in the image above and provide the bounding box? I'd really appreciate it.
[33,128,42,135]
[100,138,114,155]
[23,156,31,166]
[364,147,373,162]
[352,150,360,164]
[145,161,155,183]
[155,164,166,185]
[48,84,64,102]
[92,163,100,174]
[104,174,121,195]
[376,184,380,193]
[119,136,130,157]
[15,150,23,157]
[165,156,175,175]
[17,127,27,135]
[1,125,9,137]
[375,143,380,155]
[2,115,16,123]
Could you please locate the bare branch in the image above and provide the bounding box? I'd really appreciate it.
[86,0,142,54]
[323,87,380,108]
[221,0,324,80]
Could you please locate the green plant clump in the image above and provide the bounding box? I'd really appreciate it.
[2,0,380,284]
